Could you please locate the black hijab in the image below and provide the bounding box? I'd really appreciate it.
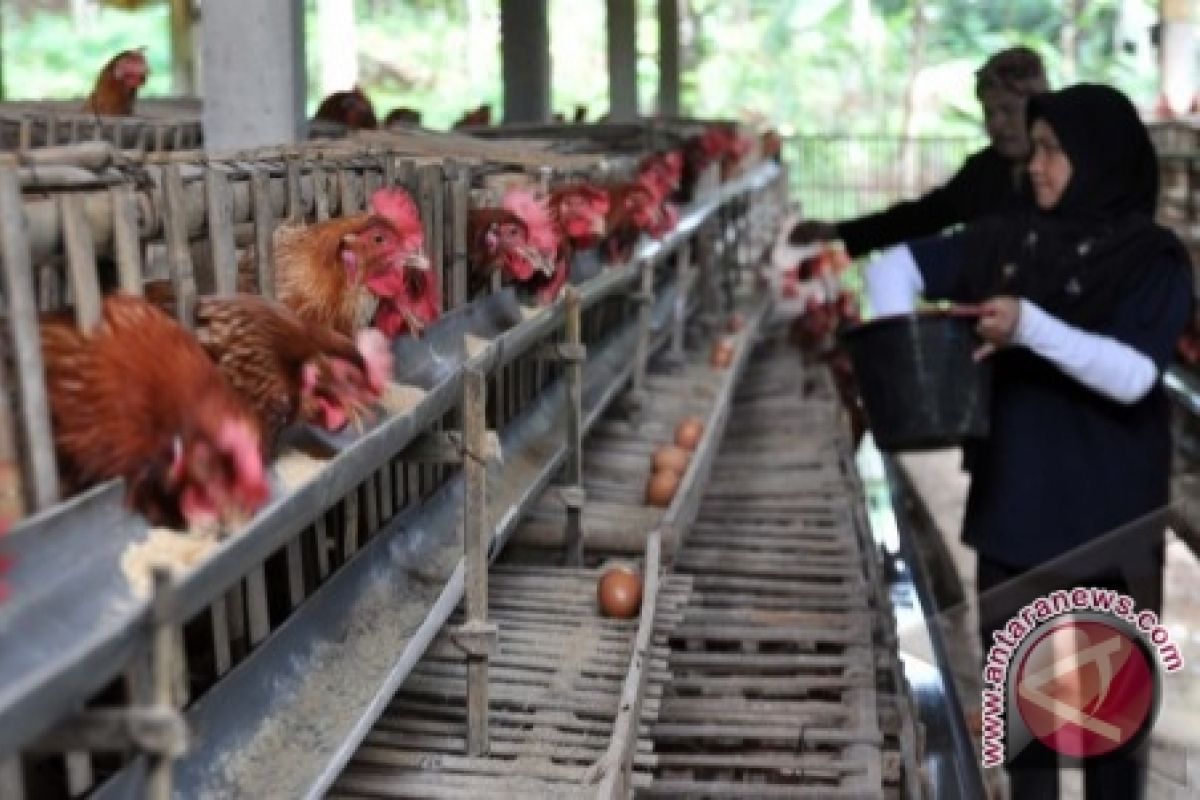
[961,83,1188,329]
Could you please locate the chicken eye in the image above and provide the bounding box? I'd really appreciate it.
[373,234,386,245]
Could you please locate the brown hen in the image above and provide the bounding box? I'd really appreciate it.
[196,295,392,452]
[84,49,149,116]
[274,188,434,340]
[41,296,269,530]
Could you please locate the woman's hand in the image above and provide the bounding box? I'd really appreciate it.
[974,296,1021,361]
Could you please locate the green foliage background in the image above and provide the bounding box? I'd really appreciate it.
[0,0,1161,219]
[1,0,1160,132]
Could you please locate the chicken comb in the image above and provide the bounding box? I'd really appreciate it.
[502,189,559,257]
[370,188,424,240]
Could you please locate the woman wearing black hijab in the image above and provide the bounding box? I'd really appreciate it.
[866,84,1193,798]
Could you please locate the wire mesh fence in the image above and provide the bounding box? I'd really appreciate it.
[785,134,985,221]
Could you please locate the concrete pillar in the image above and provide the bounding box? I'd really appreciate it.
[1161,0,1199,115]
[657,0,680,117]
[169,0,196,96]
[200,0,306,151]
[317,0,359,95]
[607,0,639,121]
[500,0,551,124]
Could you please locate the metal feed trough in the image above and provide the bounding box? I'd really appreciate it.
[0,124,786,800]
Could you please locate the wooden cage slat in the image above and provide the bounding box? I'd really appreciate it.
[417,165,442,296]
[285,158,303,222]
[210,596,233,676]
[314,163,331,223]
[64,751,93,797]
[338,169,357,216]
[0,169,59,509]
[226,582,248,655]
[364,474,380,537]
[0,336,25,522]
[250,170,276,299]
[36,263,60,313]
[0,756,23,800]
[205,167,239,296]
[161,165,198,326]
[342,486,360,559]
[364,165,382,198]
[314,517,332,579]
[246,564,271,647]
[396,159,417,194]
[60,194,103,329]
[285,537,306,610]
[111,184,144,296]
[447,162,469,309]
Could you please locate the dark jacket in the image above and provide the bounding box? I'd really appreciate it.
[836,145,1032,258]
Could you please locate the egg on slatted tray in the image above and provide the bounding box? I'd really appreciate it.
[710,339,734,369]
[674,417,704,451]
[597,565,642,619]
[652,444,691,474]
[645,468,681,507]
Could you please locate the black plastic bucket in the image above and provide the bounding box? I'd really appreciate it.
[839,313,991,451]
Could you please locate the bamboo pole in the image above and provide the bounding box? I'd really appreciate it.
[0,169,58,510]
[460,366,495,756]
[562,288,586,567]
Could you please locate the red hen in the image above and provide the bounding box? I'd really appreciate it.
[195,295,392,452]
[41,296,269,530]
[84,49,149,116]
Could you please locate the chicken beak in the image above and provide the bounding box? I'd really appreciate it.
[403,307,427,339]
[517,243,554,278]
[404,250,431,271]
[591,216,607,237]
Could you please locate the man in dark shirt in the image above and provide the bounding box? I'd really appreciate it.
[788,46,1049,258]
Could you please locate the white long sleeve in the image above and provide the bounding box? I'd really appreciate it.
[865,245,925,316]
[1012,299,1158,404]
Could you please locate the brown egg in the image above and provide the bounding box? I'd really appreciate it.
[675,417,704,451]
[726,313,745,333]
[710,339,734,369]
[645,468,681,507]
[597,567,642,619]
[652,444,691,473]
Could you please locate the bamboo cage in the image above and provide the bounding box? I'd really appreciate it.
[0,99,204,153]
[0,121,783,797]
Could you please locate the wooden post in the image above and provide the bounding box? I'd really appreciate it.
[250,170,276,298]
[61,194,102,330]
[205,167,238,296]
[111,184,144,295]
[657,0,681,116]
[670,241,689,365]
[147,567,182,800]
[285,158,303,222]
[606,0,639,122]
[162,165,197,326]
[168,0,196,96]
[0,169,58,510]
[631,261,655,404]
[447,163,470,310]
[417,164,444,308]
[458,367,497,755]
[0,757,23,800]
[500,0,551,124]
[562,289,586,566]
